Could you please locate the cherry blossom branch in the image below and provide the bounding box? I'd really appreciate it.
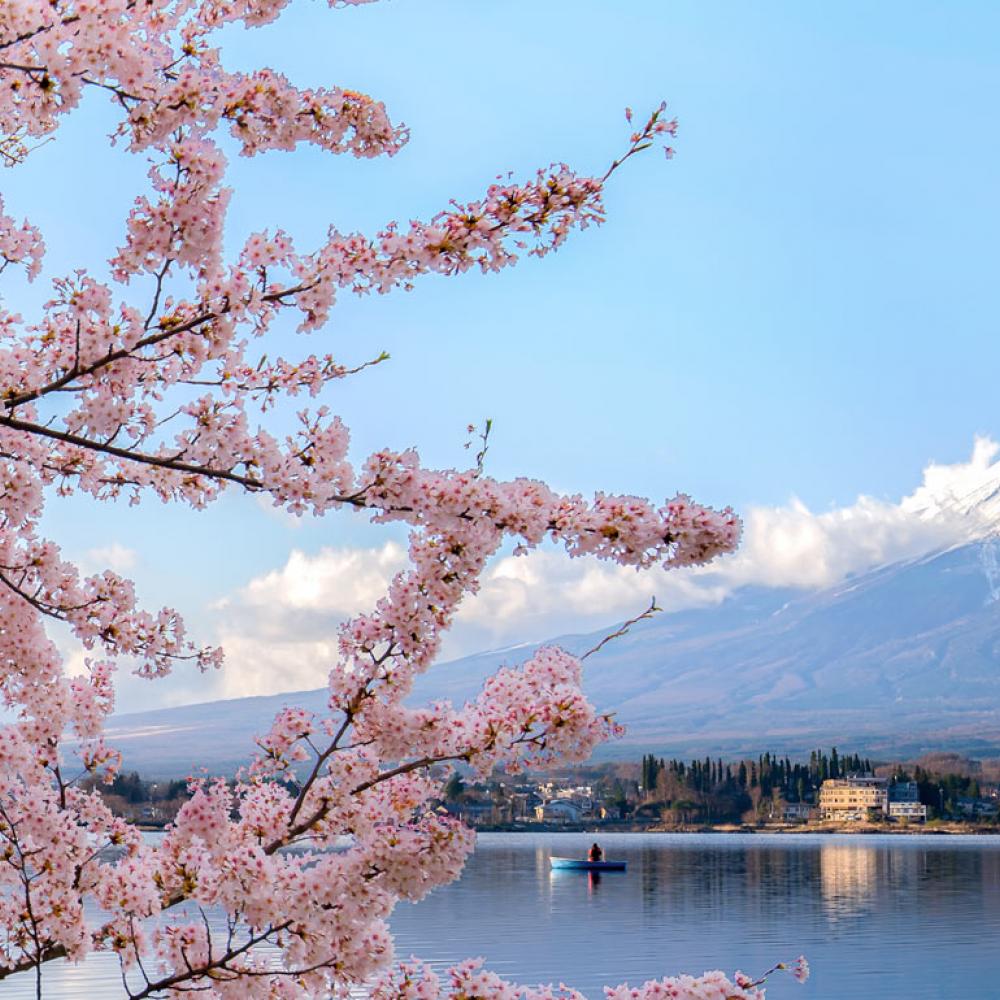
[0,5,757,997]
[125,921,293,1000]
[581,596,662,660]
[1,285,311,413]
[0,412,267,489]
[0,15,82,54]
[601,103,678,183]
[0,566,103,618]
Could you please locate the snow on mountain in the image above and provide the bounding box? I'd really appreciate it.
[902,435,1000,531]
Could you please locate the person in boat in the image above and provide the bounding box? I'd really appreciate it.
[588,842,604,862]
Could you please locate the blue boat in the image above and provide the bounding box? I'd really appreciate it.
[550,857,627,872]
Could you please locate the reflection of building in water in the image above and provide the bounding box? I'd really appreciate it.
[820,843,878,916]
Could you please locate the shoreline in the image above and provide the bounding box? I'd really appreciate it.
[471,821,1000,836]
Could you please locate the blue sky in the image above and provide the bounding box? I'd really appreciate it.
[8,1,1000,708]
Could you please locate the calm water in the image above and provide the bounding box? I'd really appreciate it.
[7,833,1000,998]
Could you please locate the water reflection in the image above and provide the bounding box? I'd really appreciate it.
[389,834,1000,999]
[819,843,878,919]
[548,866,622,900]
[5,833,1000,999]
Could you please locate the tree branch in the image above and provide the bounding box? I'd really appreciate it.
[581,596,661,660]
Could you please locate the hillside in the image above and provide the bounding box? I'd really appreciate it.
[104,540,1000,776]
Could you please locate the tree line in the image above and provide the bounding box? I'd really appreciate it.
[636,750,997,824]
[641,748,874,806]
[891,764,985,817]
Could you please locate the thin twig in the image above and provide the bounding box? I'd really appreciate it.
[581,596,661,660]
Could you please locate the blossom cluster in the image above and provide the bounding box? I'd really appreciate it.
[372,956,809,1000]
[0,195,44,280]
[0,3,773,998]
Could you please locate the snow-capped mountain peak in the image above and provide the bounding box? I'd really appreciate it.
[902,436,1000,532]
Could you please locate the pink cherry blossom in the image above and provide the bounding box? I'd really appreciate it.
[0,4,805,998]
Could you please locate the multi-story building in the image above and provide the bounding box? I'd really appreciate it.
[888,801,927,821]
[889,780,920,802]
[887,780,926,822]
[819,775,888,821]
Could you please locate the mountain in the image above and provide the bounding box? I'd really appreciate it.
[104,539,1000,776]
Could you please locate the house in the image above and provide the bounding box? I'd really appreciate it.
[889,781,920,802]
[535,799,583,823]
[887,781,926,822]
[782,802,813,822]
[819,774,888,821]
[509,791,541,821]
[554,787,595,814]
[449,801,494,825]
[956,797,999,819]
[888,801,927,822]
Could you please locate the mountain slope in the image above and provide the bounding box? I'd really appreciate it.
[105,541,1000,775]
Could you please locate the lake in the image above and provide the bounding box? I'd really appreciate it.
[6,832,1000,998]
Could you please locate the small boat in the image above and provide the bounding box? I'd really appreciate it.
[550,856,627,872]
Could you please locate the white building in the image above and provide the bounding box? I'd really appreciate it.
[535,799,583,823]
[888,801,927,822]
[819,775,888,821]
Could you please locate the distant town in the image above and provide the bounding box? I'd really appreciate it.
[96,749,1000,832]
[439,749,1000,831]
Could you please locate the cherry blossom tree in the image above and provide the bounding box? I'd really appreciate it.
[0,3,806,998]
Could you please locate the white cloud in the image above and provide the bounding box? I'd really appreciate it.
[79,543,138,574]
[210,631,342,700]
[901,435,1000,521]
[714,434,1000,591]
[52,637,90,679]
[218,542,408,618]
[210,542,409,698]
[203,438,1000,700]
[445,552,729,654]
